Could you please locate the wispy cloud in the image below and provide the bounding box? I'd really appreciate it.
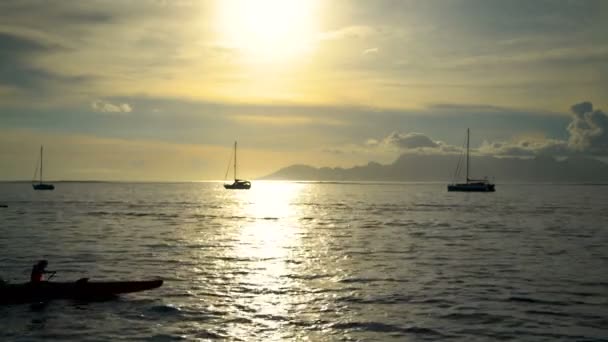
[231,114,345,126]
[363,47,379,55]
[319,25,376,41]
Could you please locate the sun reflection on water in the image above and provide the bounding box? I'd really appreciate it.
[228,181,306,336]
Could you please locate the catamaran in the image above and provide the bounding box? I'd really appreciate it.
[224,141,251,190]
[32,145,55,191]
[448,129,495,192]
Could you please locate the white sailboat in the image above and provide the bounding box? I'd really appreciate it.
[223,141,251,190]
[448,129,495,192]
[32,145,55,191]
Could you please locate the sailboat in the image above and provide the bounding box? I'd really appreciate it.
[447,129,495,192]
[32,145,55,190]
[223,141,251,190]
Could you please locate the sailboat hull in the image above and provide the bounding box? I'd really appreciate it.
[33,184,55,190]
[224,180,251,190]
[448,183,495,192]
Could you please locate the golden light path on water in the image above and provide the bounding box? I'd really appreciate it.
[223,181,307,338]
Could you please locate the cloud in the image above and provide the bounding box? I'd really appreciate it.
[363,47,379,55]
[477,138,568,157]
[367,131,461,155]
[363,102,608,158]
[231,114,345,126]
[319,25,376,41]
[91,99,132,113]
[567,101,608,155]
[0,32,60,89]
[414,102,608,157]
[0,31,93,102]
[385,132,439,149]
[442,45,608,69]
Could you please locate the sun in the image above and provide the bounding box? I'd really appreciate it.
[216,0,319,63]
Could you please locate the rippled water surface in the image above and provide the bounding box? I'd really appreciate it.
[1,182,607,341]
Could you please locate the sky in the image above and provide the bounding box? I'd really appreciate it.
[0,0,607,181]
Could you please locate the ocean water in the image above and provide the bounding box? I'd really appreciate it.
[0,182,607,341]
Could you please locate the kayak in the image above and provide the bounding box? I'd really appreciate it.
[0,278,163,304]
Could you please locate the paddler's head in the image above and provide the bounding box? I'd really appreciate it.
[37,260,48,267]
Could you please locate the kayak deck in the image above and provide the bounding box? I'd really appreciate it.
[1,279,163,304]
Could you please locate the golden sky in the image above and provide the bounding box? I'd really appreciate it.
[0,0,607,180]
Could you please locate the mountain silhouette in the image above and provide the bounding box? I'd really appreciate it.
[262,154,608,183]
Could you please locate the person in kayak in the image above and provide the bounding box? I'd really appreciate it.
[30,260,55,282]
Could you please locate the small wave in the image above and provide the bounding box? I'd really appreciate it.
[149,304,182,314]
[579,281,608,287]
[339,293,412,305]
[225,317,252,324]
[524,309,570,317]
[329,321,442,336]
[148,333,187,341]
[192,214,220,219]
[206,256,264,262]
[440,312,507,324]
[506,296,569,306]
[338,277,408,284]
[193,331,224,340]
[86,211,178,218]
[254,313,289,321]
[144,243,175,249]
[281,273,334,280]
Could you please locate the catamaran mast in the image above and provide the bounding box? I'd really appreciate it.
[466,129,470,183]
[234,141,237,181]
[40,146,43,184]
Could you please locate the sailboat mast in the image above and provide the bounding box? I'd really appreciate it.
[466,129,470,182]
[234,141,237,181]
[40,146,43,184]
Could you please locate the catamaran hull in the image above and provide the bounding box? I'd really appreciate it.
[448,183,495,192]
[0,279,163,304]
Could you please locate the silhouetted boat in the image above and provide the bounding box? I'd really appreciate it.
[448,129,495,192]
[32,145,54,190]
[224,141,251,190]
[0,278,163,304]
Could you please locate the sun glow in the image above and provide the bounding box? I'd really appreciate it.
[217,0,319,62]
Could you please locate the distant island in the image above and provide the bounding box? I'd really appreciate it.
[262,154,608,183]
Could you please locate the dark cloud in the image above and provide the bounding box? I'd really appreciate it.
[567,101,608,155]
[457,102,608,157]
[478,139,568,157]
[0,32,90,91]
[428,103,510,113]
[58,11,114,24]
[366,102,608,158]
[366,131,462,155]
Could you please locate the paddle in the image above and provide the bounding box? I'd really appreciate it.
[46,271,57,281]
